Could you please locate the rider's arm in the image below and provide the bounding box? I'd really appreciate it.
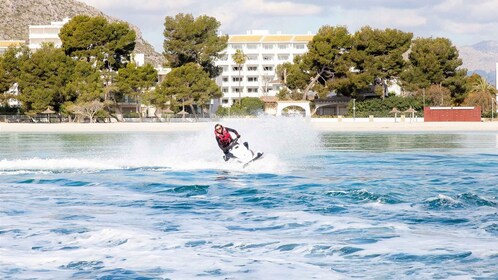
[225,127,240,138]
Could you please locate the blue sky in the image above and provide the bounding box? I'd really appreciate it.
[79,0,498,52]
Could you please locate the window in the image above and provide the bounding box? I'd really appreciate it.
[247,87,258,93]
[263,55,273,61]
[222,66,228,72]
[222,76,229,82]
[295,44,305,49]
[232,44,242,50]
[247,66,258,71]
[263,66,273,71]
[232,66,242,71]
[247,76,258,82]
[278,44,288,49]
[219,54,228,61]
[232,77,242,82]
[246,54,258,61]
[232,87,242,93]
[263,44,273,50]
[246,44,257,49]
[278,54,289,60]
[222,87,228,93]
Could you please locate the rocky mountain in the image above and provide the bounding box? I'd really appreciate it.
[458,41,497,86]
[0,0,164,66]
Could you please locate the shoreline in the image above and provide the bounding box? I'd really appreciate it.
[1,119,498,133]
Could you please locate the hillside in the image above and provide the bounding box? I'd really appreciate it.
[0,0,164,66]
[458,41,497,86]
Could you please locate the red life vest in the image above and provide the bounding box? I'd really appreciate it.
[215,127,233,146]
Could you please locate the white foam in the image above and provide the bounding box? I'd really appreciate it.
[0,158,120,171]
[0,118,322,173]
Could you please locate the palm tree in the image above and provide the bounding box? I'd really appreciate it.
[232,49,247,104]
[463,75,497,115]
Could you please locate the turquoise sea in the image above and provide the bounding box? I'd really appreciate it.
[1,119,498,279]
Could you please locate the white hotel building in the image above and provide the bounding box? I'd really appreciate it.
[28,18,70,49]
[215,30,314,107]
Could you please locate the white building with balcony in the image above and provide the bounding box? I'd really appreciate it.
[29,18,70,49]
[215,30,314,107]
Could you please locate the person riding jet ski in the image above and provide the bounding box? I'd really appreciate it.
[214,123,249,161]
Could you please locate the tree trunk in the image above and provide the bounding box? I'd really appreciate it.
[189,104,198,120]
[302,67,325,100]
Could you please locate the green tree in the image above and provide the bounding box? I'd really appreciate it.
[349,27,412,98]
[231,97,264,116]
[18,43,75,115]
[0,54,8,96]
[153,63,221,118]
[59,15,136,71]
[163,13,228,78]
[462,74,496,115]
[0,45,30,96]
[114,63,158,118]
[300,25,353,99]
[65,60,104,103]
[275,60,311,98]
[232,49,246,104]
[401,37,466,102]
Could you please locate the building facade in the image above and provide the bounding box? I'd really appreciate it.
[29,18,70,49]
[214,30,313,107]
[0,40,25,54]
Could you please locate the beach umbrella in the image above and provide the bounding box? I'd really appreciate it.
[163,107,174,114]
[389,107,400,122]
[177,109,188,121]
[404,107,417,122]
[162,107,174,122]
[41,107,55,123]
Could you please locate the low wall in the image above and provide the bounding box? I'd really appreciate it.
[424,107,481,122]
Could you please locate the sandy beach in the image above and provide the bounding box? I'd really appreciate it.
[1,119,498,133]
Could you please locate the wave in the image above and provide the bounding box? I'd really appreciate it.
[326,189,403,204]
[0,158,121,172]
[0,152,284,174]
[423,193,497,210]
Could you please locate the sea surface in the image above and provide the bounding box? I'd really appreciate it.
[1,119,498,279]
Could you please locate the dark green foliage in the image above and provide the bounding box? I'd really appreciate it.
[346,27,412,97]
[163,13,228,78]
[115,63,158,103]
[401,37,466,99]
[60,15,136,70]
[275,61,310,93]
[348,96,423,117]
[216,97,264,116]
[18,43,75,114]
[152,63,221,116]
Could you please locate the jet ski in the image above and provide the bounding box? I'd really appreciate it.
[225,137,263,168]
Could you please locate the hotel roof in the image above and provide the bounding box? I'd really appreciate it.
[228,34,314,43]
[0,40,26,47]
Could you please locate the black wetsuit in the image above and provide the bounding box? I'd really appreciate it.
[215,127,240,154]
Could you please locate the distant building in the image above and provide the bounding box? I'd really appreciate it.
[132,53,145,66]
[0,40,26,54]
[214,30,314,107]
[28,18,146,67]
[29,18,70,49]
[496,63,498,90]
[5,83,21,107]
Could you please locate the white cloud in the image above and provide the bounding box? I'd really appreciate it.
[78,0,194,13]
[241,0,321,16]
[76,0,498,49]
[332,7,427,33]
